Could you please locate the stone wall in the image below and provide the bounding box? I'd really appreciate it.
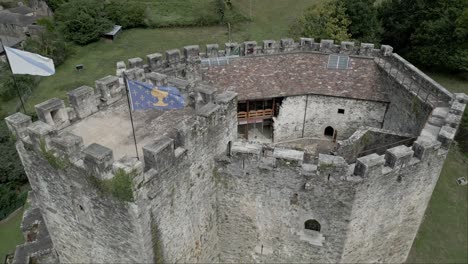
[335,127,414,163]
[341,143,446,263]
[274,95,388,142]
[133,91,238,263]
[215,143,357,263]
[16,143,147,263]
[380,69,433,136]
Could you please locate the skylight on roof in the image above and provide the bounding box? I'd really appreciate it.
[200,56,239,67]
[327,55,349,69]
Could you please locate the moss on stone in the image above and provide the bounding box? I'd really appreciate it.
[89,169,135,202]
[150,213,164,264]
[39,139,70,170]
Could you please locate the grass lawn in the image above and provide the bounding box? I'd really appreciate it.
[405,73,468,263]
[406,148,468,263]
[0,207,24,261]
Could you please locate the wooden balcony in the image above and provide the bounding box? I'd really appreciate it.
[238,109,273,123]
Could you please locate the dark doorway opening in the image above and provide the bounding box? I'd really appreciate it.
[324,126,334,137]
[305,219,321,232]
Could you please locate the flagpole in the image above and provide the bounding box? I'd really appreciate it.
[122,72,140,161]
[0,39,27,113]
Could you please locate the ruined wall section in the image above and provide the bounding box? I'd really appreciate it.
[335,127,414,163]
[215,143,358,263]
[132,91,238,263]
[274,95,387,142]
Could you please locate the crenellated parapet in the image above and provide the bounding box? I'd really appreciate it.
[224,92,466,185]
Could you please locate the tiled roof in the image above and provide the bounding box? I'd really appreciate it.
[202,53,388,102]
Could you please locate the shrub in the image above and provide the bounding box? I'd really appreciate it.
[55,0,113,45]
[89,169,135,202]
[105,0,148,29]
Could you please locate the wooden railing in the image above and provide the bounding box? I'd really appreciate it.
[238,109,273,120]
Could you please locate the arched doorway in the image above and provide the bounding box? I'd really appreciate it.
[304,219,321,232]
[324,126,334,137]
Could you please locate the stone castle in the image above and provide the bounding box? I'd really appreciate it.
[5,38,467,263]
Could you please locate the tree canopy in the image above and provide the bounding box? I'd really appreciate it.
[55,0,114,45]
[289,1,351,42]
[379,0,468,72]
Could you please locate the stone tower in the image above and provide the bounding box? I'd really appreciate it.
[5,38,467,263]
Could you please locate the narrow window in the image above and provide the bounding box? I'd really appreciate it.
[305,219,321,232]
[338,109,345,114]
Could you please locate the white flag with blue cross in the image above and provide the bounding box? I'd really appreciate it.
[4,46,55,76]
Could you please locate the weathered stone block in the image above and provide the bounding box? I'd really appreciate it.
[318,154,348,179]
[380,45,393,56]
[280,38,295,52]
[274,148,304,167]
[449,101,466,115]
[262,40,276,54]
[412,137,441,161]
[184,45,200,60]
[147,72,168,86]
[231,141,262,160]
[35,98,70,130]
[359,43,375,56]
[113,155,143,175]
[83,143,114,179]
[51,132,84,163]
[27,121,55,151]
[134,68,146,82]
[147,53,163,70]
[340,41,355,54]
[454,93,468,104]
[5,112,32,139]
[300,38,314,50]
[319,39,334,53]
[95,75,122,106]
[384,145,414,169]
[437,125,457,149]
[445,113,462,128]
[206,44,219,58]
[68,86,98,119]
[195,84,216,104]
[165,49,181,65]
[215,91,237,105]
[197,103,219,118]
[225,42,239,56]
[116,61,126,77]
[354,153,384,177]
[143,137,175,173]
[243,41,257,55]
[128,57,143,69]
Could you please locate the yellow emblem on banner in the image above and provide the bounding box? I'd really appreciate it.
[151,87,169,107]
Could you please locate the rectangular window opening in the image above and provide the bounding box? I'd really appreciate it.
[338,109,345,114]
[327,55,349,69]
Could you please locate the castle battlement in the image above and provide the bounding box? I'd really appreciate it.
[4,36,468,264]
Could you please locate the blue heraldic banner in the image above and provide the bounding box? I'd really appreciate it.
[127,80,185,111]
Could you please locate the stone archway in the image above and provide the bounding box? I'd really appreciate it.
[324,126,334,137]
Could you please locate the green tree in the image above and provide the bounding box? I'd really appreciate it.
[104,0,147,29]
[340,0,381,43]
[379,0,468,71]
[24,18,72,66]
[0,62,37,102]
[289,1,351,42]
[55,0,113,45]
[0,121,28,220]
